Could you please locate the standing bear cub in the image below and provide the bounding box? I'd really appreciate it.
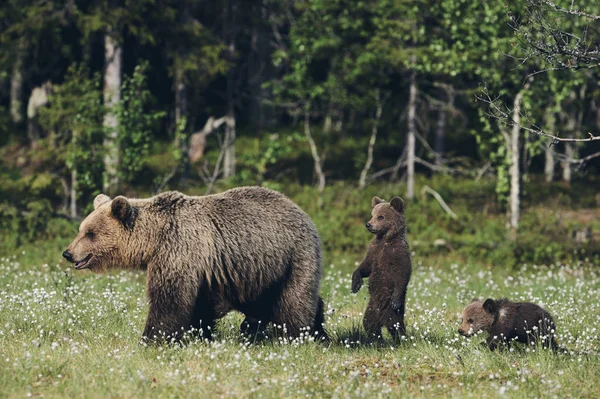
[63,187,326,342]
[351,196,412,340]
[459,298,558,351]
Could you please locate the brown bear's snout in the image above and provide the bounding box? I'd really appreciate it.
[458,328,464,335]
[365,223,372,229]
[62,250,74,263]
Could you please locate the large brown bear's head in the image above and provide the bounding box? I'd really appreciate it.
[365,196,406,239]
[62,194,137,271]
[458,298,496,337]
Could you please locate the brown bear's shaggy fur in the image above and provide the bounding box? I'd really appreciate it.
[63,187,326,342]
[459,298,558,350]
[351,196,412,340]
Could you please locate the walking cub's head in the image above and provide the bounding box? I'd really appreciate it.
[366,196,406,239]
[458,298,496,337]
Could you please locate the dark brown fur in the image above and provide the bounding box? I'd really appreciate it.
[459,298,558,351]
[63,187,327,342]
[351,196,412,340]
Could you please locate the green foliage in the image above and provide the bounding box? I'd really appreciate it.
[237,132,304,184]
[39,64,105,204]
[116,63,166,185]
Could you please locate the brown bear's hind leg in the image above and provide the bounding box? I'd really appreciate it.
[363,299,383,342]
[271,286,319,339]
[385,309,405,342]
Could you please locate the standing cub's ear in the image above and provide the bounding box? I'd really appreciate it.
[111,196,135,228]
[94,194,111,210]
[483,298,497,314]
[372,196,384,208]
[390,197,404,213]
[471,298,480,303]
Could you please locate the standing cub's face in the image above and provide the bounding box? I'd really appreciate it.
[365,196,405,236]
[458,298,495,336]
[62,194,135,271]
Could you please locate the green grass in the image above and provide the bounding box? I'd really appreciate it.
[1,251,599,398]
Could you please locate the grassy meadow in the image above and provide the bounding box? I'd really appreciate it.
[0,253,599,398]
[1,178,599,398]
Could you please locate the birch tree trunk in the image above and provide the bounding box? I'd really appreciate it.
[544,107,555,182]
[223,0,236,178]
[223,110,236,178]
[359,92,382,189]
[508,88,526,237]
[10,40,25,125]
[102,32,122,194]
[70,169,77,218]
[544,147,555,183]
[434,109,446,167]
[304,108,326,192]
[406,68,417,200]
[562,143,574,183]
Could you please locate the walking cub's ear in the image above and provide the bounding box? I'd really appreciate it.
[471,298,480,303]
[390,197,404,213]
[371,196,384,208]
[483,298,498,314]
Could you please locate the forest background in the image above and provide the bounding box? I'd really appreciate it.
[1,0,600,266]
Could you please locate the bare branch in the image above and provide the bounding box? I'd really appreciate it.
[421,185,457,220]
[304,108,326,192]
[476,86,600,143]
[542,0,600,20]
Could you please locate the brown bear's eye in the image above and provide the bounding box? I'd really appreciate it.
[377,216,383,221]
[86,231,95,239]
[468,318,473,324]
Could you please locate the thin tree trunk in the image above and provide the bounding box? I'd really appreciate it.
[562,143,574,183]
[544,107,555,182]
[391,67,417,188]
[223,110,236,178]
[406,67,417,200]
[102,31,122,194]
[174,70,186,126]
[545,147,554,183]
[174,64,189,179]
[223,0,236,178]
[304,108,326,192]
[508,88,526,237]
[359,92,382,189]
[10,40,25,125]
[434,109,446,167]
[323,104,332,134]
[70,169,77,218]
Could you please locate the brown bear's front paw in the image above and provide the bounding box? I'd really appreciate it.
[391,298,401,311]
[351,276,363,293]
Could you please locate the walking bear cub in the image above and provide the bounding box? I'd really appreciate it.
[351,196,412,340]
[459,298,558,350]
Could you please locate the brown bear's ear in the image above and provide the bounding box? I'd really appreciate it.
[390,197,404,213]
[372,196,384,208]
[111,196,136,229]
[94,194,111,210]
[471,298,480,303]
[483,298,497,314]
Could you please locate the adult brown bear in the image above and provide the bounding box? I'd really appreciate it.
[62,187,326,342]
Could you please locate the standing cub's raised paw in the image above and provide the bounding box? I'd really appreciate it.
[351,196,412,340]
[351,270,363,293]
